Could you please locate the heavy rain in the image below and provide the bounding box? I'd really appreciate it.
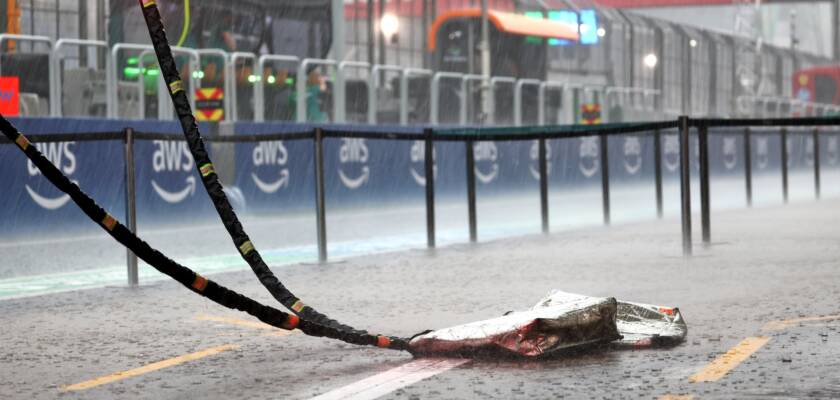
[1,0,840,399]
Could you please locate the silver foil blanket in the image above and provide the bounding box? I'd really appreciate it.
[409,291,687,357]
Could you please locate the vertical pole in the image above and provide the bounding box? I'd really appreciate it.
[781,128,789,203]
[599,133,611,226]
[367,0,374,68]
[424,128,436,248]
[123,128,138,287]
[744,128,753,207]
[332,0,346,63]
[678,116,692,256]
[422,0,429,68]
[538,137,549,233]
[653,129,664,218]
[465,140,477,242]
[813,128,821,199]
[833,0,840,61]
[314,128,328,263]
[698,124,711,247]
[378,0,385,67]
[479,0,491,119]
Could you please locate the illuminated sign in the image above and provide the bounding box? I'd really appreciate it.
[524,9,600,46]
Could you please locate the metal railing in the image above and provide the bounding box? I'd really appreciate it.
[254,54,300,122]
[3,115,838,286]
[108,43,199,119]
[7,34,840,125]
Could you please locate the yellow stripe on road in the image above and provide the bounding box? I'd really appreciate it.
[62,344,238,392]
[689,336,770,383]
[196,314,296,336]
[762,315,840,331]
[196,314,297,338]
[659,395,694,400]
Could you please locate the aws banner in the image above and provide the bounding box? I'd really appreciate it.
[0,118,216,238]
[2,118,839,239]
[0,138,125,237]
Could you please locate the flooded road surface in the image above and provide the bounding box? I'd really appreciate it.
[2,198,840,399]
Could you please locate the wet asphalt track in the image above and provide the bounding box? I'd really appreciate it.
[2,198,840,399]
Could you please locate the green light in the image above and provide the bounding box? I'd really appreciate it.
[126,56,139,65]
[144,69,160,77]
[285,78,294,85]
[248,75,260,84]
[267,75,276,84]
[123,66,141,79]
[192,70,205,79]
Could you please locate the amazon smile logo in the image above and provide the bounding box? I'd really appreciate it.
[827,137,838,165]
[722,136,738,170]
[473,142,498,184]
[623,137,642,175]
[755,137,769,170]
[409,140,436,186]
[26,142,76,210]
[338,139,370,189]
[151,140,196,203]
[529,140,551,180]
[663,135,680,172]
[579,137,599,178]
[251,141,290,193]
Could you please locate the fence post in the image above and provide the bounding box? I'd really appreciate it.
[465,140,477,242]
[653,129,664,218]
[538,137,549,233]
[599,133,611,226]
[813,128,821,199]
[314,128,328,263]
[698,124,711,247]
[424,128,436,248]
[744,128,753,207]
[678,116,692,256]
[781,128,789,203]
[123,128,138,286]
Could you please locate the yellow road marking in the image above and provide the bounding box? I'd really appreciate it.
[196,314,296,337]
[659,395,694,400]
[197,314,278,330]
[689,336,770,383]
[62,344,238,392]
[762,315,840,331]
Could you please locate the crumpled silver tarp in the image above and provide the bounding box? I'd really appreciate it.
[409,290,687,357]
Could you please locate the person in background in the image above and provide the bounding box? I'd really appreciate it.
[305,70,328,122]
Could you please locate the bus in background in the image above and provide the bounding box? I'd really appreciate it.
[793,66,840,105]
[428,8,579,124]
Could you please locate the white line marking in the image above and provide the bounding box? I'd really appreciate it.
[309,358,470,400]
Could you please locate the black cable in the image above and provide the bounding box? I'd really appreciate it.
[0,115,407,350]
[137,0,409,347]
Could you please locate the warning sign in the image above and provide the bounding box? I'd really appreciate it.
[0,77,20,117]
[195,87,224,121]
[581,103,601,125]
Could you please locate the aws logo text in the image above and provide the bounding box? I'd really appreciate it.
[338,139,370,189]
[26,142,76,210]
[151,141,196,203]
[252,141,289,193]
[409,140,436,186]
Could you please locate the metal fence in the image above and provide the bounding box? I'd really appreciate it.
[2,115,839,286]
[3,34,840,124]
